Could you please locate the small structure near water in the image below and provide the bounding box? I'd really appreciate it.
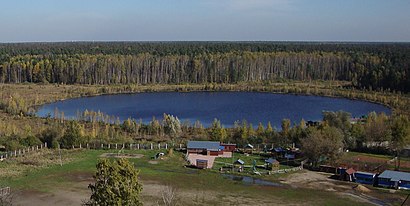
[265,158,280,171]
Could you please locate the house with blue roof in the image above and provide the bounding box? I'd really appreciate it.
[377,170,410,190]
[187,141,236,156]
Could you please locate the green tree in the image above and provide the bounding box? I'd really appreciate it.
[162,114,182,138]
[87,158,142,206]
[60,121,83,149]
[301,126,343,166]
[209,119,227,142]
[281,119,291,136]
[390,115,410,170]
[256,122,264,136]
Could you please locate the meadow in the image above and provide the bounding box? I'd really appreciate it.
[0,148,408,205]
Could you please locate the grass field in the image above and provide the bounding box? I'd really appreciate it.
[1,149,408,205]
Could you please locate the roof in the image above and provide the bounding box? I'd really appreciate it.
[346,168,356,175]
[235,159,245,165]
[221,143,236,146]
[355,171,376,176]
[245,144,254,149]
[273,147,284,152]
[187,141,220,151]
[378,170,410,182]
[265,158,279,164]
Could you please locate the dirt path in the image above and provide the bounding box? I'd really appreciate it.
[280,170,401,206]
[11,172,288,206]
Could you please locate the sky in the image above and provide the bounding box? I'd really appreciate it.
[0,0,409,42]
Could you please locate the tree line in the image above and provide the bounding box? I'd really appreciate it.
[0,42,408,92]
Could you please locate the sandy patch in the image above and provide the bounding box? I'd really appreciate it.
[148,160,158,164]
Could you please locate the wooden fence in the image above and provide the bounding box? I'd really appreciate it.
[271,166,303,174]
[69,142,183,151]
[0,143,48,161]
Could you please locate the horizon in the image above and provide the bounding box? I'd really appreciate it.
[1,0,409,43]
[1,40,410,44]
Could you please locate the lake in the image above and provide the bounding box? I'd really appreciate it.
[36,92,390,128]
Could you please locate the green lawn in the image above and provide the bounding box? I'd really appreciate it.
[0,149,375,205]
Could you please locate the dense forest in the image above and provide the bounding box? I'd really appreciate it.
[0,42,409,92]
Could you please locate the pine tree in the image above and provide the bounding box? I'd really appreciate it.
[87,158,142,206]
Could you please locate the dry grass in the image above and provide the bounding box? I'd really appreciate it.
[0,149,76,178]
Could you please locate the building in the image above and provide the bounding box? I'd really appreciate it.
[378,170,410,190]
[187,141,222,156]
[186,141,236,169]
[354,171,376,185]
[265,158,280,171]
[221,143,236,152]
[187,141,236,156]
[244,144,254,154]
[196,159,208,169]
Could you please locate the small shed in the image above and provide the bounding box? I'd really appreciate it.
[265,158,280,171]
[271,147,285,158]
[234,159,245,172]
[378,170,410,190]
[196,159,208,169]
[234,159,245,165]
[244,144,254,154]
[341,168,356,182]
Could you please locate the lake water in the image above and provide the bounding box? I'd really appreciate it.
[222,174,283,187]
[36,92,390,128]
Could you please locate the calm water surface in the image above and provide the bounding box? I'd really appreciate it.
[37,92,390,128]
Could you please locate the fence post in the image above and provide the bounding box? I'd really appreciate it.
[87,143,89,149]
[130,144,133,150]
[150,143,153,150]
[158,143,161,150]
[179,144,182,149]
[14,150,17,156]
[123,144,125,149]
[115,144,118,150]
[79,143,82,149]
[165,144,168,149]
[137,144,140,150]
[45,142,47,148]
[108,144,111,149]
[101,143,104,149]
[40,144,43,149]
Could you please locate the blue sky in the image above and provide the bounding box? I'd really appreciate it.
[0,0,409,42]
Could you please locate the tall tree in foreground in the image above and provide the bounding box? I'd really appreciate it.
[86,159,142,206]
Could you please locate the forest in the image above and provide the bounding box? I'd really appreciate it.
[0,42,409,92]
[0,42,409,166]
